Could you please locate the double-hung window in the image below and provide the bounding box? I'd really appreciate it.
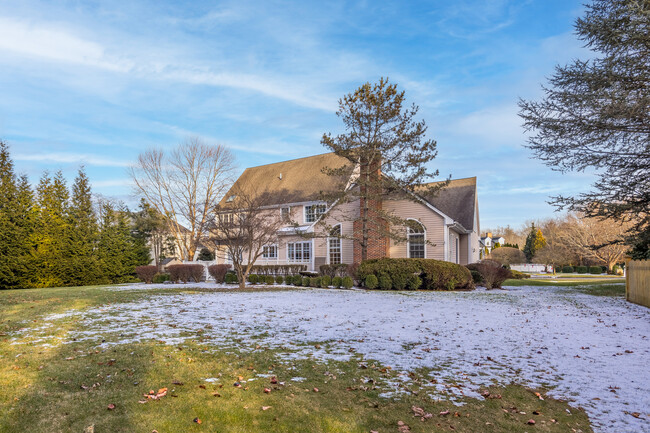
[408,220,426,259]
[328,225,341,264]
[281,207,291,222]
[305,204,326,223]
[262,244,277,259]
[287,241,311,262]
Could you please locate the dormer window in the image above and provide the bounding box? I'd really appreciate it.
[305,204,326,223]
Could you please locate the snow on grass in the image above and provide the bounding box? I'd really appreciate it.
[36,285,650,432]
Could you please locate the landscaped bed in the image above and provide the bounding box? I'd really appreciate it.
[1,283,648,432]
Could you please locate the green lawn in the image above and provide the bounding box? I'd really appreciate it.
[0,285,593,433]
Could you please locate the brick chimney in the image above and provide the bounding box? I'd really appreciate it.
[353,155,389,263]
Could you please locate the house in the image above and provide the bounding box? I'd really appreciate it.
[212,153,480,271]
[479,232,506,258]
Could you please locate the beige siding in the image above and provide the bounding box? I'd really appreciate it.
[384,199,446,260]
[449,230,460,264]
[314,199,359,266]
[459,234,469,265]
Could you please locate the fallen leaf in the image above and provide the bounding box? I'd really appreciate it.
[199,385,206,389]
[107,404,116,410]
[397,420,411,432]
[212,392,221,397]
[264,388,271,394]
[193,418,202,424]
[439,410,450,416]
[527,419,536,425]
[262,406,271,411]
[313,387,319,392]
[270,376,278,384]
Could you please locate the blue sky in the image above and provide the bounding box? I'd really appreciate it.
[0,0,594,229]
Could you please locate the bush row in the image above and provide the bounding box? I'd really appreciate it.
[319,264,351,278]
[559,265,608,274]
[245,273,353,289]
[249,264,307,276]
[166,264,205,283]
[357,258,473,291]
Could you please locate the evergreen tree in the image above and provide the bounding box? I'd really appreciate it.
[66,168,103,286]
[523,223,547,263]
[519,0,650,258]
[33,171,70,287]
[0,142,34,289]
[320,78,445,261]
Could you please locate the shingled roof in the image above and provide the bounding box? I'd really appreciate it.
[419,177,477,231]
[218,153,352,207]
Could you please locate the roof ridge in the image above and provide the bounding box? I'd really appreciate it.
[242,152,338,170]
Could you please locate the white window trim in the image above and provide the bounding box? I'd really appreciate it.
[327,224,342,265]
[287,240,312,263]
[262,244,278,260]
[407,218,427,259]
[304,203,327,224]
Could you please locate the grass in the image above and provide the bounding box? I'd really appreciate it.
[503,278,624,287]
[0,285,594,432]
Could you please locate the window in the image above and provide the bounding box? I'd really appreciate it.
[328,225,341,264]
[305,204,326,223]
[281,207,291,221]
[287,241,311,262]
[219,213,234,225]
[407,220,425,259]
[262,244,277,259]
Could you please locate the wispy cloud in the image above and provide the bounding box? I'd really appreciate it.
[13,152,130,167]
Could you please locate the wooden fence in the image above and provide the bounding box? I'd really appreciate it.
[626,260,650,308]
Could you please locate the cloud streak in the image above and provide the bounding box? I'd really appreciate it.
[13,152,130,168]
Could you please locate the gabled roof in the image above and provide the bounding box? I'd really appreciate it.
[418,177,478,231]
[218,153,352,207]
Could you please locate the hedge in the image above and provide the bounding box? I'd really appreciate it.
[264,275,275,285]
[224,272,238,284]
[167,264,205,283]
[136,265,158,284]
[332,276,342,288]
[208,264,231,283]
[357,258,473,291]
[250,264,307,276]
[589,266,602,274]
[576,266,588,274]
[153,273,170,283]
[319,264,350,278]
[406,274,422,290]
[275,275,284,284]
[248,274,259,284]
[562,266,574,273]
[341,276,354,289]
[379,276,392,290]
[302,276,310,287]
[321,275,331,288]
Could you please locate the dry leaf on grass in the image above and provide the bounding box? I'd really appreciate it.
[107,404,115,410]
[397,420,411,432]
[193,418,202,424]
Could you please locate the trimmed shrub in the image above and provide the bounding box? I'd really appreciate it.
[562,265,574,273]
[188,264,205,283]
[309,277,321,288]
[321,275,331,288]
[358,258,473,291]
[406,274,422,290]
[589,266,602,274]
[153,273,170,284]
[224,273,238,284]
[264,275,275,285]
[364,274,379,289]
[469,269,484,284]
[275,275,284,285]
[250,264,307,276]
[601,265,608,273]
[302,276,310,287]
[208,264,231,283]
[392,273,407,290]
[379,275,392,290]
[332,276,342,288]
[342,276,354,289]
[466,260,509,289]
[248,274,259,284]
[167,264,205,283]
[136,265,158,283]
[576,266,588,274]
[293,275,303,286]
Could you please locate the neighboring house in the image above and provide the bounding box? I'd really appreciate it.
[479,232,506,258]
[213,153,481,271]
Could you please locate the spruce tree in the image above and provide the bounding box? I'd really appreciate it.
[33,171,70,287]
[67,168,103,285]
[523,223,547,263]
[0,142,33,289]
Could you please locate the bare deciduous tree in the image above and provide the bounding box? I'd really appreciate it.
[129,137,235,261]
[558,213,631,271]
[488,247,526,265]
[210,184,289,289]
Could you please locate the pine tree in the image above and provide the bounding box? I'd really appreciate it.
[523,223,547,263]
[66,168,103,286]
[320,78,445,261]
[519,0,650,258]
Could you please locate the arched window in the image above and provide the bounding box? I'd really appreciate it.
[407,220,425,259]
[329,225,342,264]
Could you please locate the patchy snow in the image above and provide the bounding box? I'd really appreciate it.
[34,284,650,432]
